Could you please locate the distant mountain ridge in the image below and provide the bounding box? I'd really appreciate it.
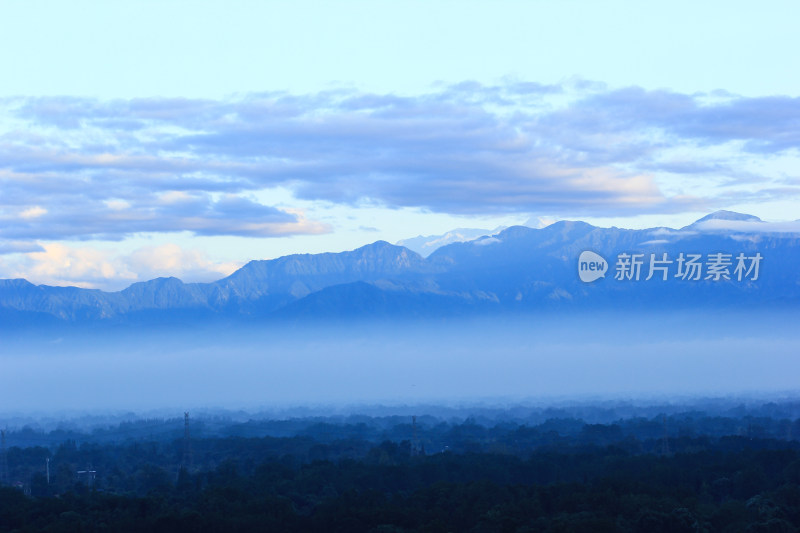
[684,210,763,230]
[2,211,799,325]
[396,228,499,256]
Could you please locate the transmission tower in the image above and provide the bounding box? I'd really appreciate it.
[182,412,193,471]
[0,429,8,485]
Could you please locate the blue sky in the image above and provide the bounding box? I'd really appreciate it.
[1,0,799,290]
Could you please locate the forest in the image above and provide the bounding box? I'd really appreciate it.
[2,400,800,532]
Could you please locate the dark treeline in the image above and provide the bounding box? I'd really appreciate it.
[2,404,800,531]
[6,397,800,447]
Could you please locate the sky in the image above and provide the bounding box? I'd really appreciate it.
[1,0,799,291]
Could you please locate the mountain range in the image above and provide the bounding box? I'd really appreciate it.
[2,211,799,326]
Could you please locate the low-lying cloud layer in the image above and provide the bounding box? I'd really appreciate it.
[2,313,798,411]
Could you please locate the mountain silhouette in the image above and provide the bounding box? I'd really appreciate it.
[1,212,798,325]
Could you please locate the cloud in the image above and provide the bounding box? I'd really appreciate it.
[20,206,47,219]
[2,82,798,242]
[14,243,136,289]
[691,219,800,233]
[125,244,241,285]
[649,228,694,237]
[473,236,501,246]
[541,87,800,159]
[0,240,44,255]
[0,242,242,290]
[0,189,329,240]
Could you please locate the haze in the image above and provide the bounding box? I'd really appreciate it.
[2,311,796,414]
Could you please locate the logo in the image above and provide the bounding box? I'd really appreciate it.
[575,250,762,283]
[578,251,607,283]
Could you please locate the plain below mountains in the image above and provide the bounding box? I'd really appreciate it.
[1,211,799,326]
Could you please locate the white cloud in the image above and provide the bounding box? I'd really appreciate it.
[1,242,242,291]
[20,206,47,219]
[18,243,134,289]
[649,228,692,236]
[692,219,800,233]
[126,244,240,284]
[157,191,195,205]
[104,199,131,210]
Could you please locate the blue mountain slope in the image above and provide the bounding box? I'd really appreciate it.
[207,241,431,314]
[1,212,798,324]
[277,281,495,319]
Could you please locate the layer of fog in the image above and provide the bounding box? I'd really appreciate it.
[1,310,798,414]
